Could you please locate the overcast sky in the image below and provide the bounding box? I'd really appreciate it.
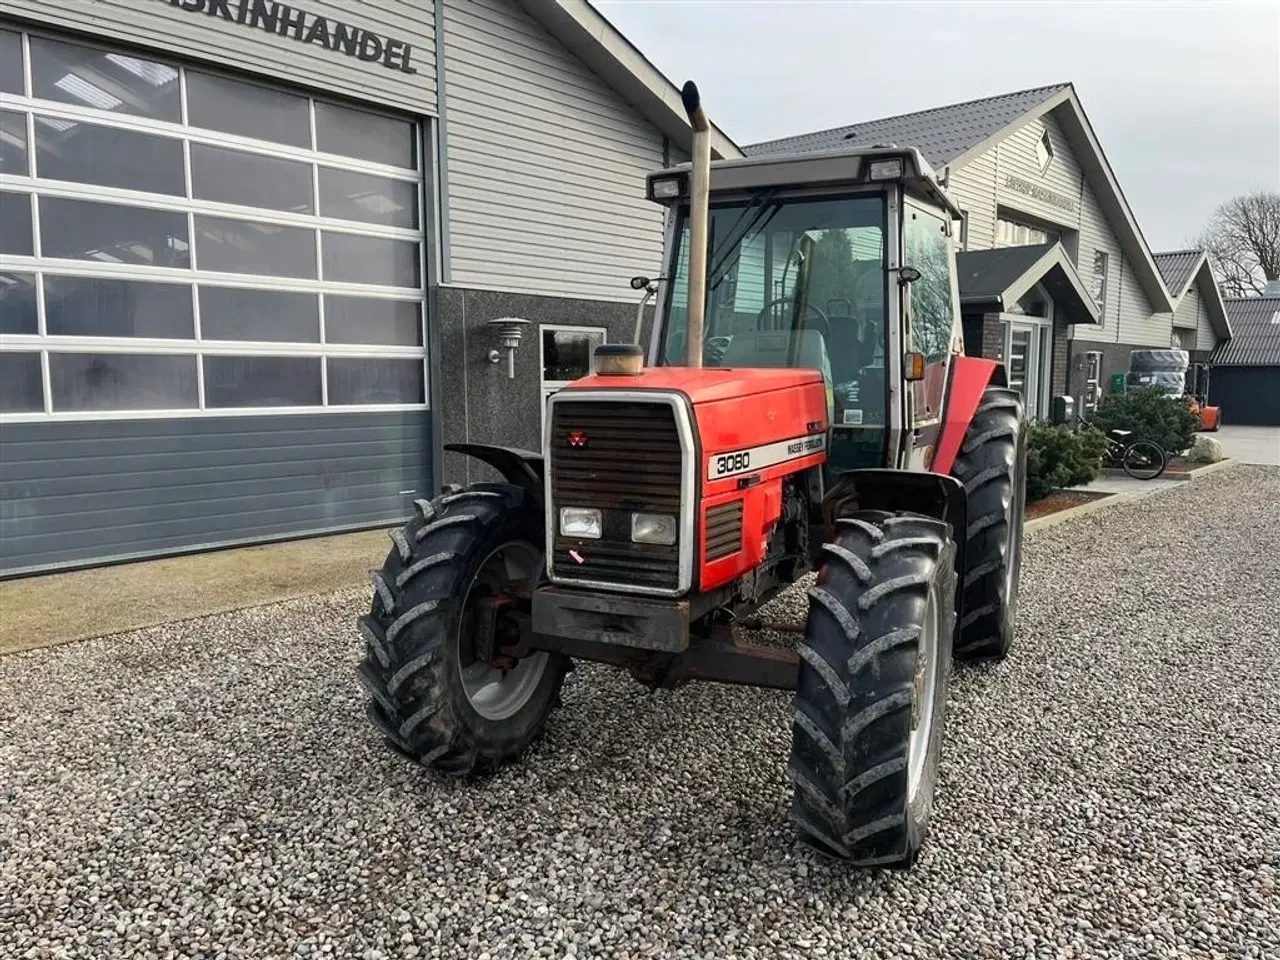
[596,0,1280,252]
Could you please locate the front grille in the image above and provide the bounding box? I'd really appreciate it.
[706,500,744,561]
[550,399,683,592]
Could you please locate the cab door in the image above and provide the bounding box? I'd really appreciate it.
[902,201,961,468]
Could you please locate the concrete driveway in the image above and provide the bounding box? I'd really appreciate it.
[1216,425,1280,465]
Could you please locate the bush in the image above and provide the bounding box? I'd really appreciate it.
[1090,386,1200,456]
[1026,423,1106,502]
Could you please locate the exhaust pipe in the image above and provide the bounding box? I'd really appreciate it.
[681,80,710,369]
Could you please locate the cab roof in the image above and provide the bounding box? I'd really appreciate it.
[646,144,961,220]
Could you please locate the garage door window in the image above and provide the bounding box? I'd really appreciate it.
[0,27,428,418]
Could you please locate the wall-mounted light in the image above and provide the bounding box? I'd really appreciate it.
[487,317,531,379]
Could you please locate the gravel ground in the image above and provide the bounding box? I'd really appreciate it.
[2,465,1277,960]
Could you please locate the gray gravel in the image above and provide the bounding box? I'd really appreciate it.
[2,465,1278,959]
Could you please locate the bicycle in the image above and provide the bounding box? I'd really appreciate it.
[1077,418,1168,480]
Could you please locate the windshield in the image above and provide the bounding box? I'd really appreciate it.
[661,193,888,430]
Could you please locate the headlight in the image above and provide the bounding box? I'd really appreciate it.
[559,507,601,539]
[631,512,677,546]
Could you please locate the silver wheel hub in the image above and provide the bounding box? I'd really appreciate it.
[458,541,549,722]
[908,584,941,803]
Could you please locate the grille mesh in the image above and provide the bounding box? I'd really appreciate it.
[705,500,744,561]
[550,399,683,591]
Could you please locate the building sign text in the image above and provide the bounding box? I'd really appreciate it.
[1003,173,1076,214]
[160,0,418,74]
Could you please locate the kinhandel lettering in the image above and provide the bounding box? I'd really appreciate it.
[161,0,418,74]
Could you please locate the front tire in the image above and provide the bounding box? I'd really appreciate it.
[788,511,957,867]
[949,386,1027,661]
[356,484,569,776]
[1121,440,1167,480]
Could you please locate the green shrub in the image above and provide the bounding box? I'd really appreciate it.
[1090,386,1199,456]
[1026,423,1106,502]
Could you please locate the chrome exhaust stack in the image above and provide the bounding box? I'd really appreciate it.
[681,80,710,369]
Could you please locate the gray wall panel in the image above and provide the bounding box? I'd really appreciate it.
[4,0,436,115]
[0,411,431,576]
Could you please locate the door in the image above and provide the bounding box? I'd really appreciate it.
[1004,321,1042,419]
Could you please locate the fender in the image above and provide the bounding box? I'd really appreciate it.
[443,443,544,505]
[821,467,968,632]
[930,356,1006,476]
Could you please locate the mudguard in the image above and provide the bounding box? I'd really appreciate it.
[931,356,1006,476]
[444,443,544,504]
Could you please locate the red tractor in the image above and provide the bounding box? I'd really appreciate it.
[356,84,1027,867]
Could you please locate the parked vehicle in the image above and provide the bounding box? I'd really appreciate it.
[354,83,1028,868]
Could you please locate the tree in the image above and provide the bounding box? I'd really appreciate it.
[1194,190,1280,297]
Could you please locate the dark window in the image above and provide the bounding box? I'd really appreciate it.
[904,205,956,363]
[0,273,39,335]
[1092,250,1109,314]
[203,355,322,407]
[191,144,313,214]
[0,352,43,412]
[324,295,421,346]
[186,70,311,148]
[0,191,34,256]
[543,329,604,382]
[30,37,180,123]
[315,101,416,169]
[194,216,316,279]
[322,232,419,288]
[0,110,28,176]
[40,197,190,267]
[35,119,186,196]
[318,168,418,228]
[44,277,194,338]
[0,30,22,95]
[327,357,424,405]
[49,352,198,411]
[199,287,319,342]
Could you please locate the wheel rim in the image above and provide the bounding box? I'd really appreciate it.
[908,583,941,802]
[457,540,550,722]
[1123,441,1164,480]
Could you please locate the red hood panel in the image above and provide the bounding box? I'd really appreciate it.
[565,366,824,404]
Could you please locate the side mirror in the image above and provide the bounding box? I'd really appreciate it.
[630,276,651,290]
[898,266,922,285]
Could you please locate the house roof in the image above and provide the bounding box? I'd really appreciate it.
[519,0,743,160]
[1153,250,1204,299]
[1154,249,1233,341]
[956,241,1101,326]
[745,84,1176,314]
[747,84,1071,168]
[1211,296,1280,366]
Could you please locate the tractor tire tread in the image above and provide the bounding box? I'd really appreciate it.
[950,386,1027,661]
[789,511,956,868]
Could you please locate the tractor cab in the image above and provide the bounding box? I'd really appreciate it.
[644,146,965,474]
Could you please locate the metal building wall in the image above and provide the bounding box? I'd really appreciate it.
[1,411,432,577]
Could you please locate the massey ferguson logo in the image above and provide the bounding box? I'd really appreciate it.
[566,430,589,448]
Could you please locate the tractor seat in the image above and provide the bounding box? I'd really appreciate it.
[721,329,834,420]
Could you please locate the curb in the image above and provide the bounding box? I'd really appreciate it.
[1025,491,1142,533]
[1098,457,1237,483]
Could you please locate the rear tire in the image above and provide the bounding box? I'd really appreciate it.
[356,484,569,776]
[788,511,957,867]
[1121,439,1167,480]
[949,386,1027,661]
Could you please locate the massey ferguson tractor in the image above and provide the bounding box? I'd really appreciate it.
[355,83,1028,867]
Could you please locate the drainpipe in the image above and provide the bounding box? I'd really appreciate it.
[681,81,711,369]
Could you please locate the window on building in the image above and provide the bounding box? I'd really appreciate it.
[541,326,606,433]
[1092,250,1109,317]
[0,27,428,419]
[996,216,1060,249]
[1036,129,1054,173]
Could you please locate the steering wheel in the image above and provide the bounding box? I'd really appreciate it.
[756,297,831,340]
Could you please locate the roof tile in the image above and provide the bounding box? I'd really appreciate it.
[1211,297,1280,366]
[745,84,1071,166]
[1152,250,1204,298]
